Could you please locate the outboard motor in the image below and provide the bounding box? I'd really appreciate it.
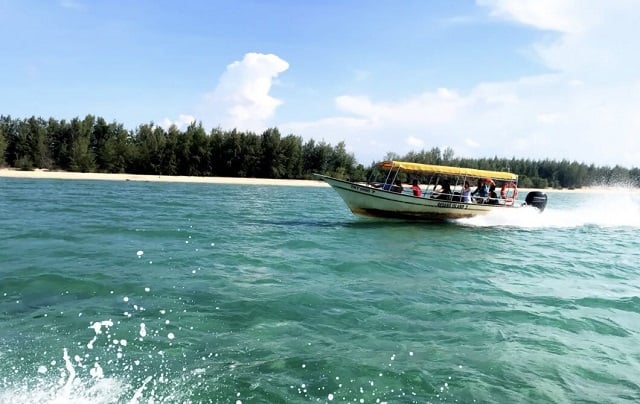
[525,191,548,212]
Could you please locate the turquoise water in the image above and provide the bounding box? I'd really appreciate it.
[1,178,639,403]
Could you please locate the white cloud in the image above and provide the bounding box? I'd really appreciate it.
[163,2,637,167]
[282,0,640,167]
[161,114,195,130]
[335,88,465,127]
[477,0,589,34]
[465,138,480,149]
[406,136,425,148]
[201,53,289,132]
[481,0,639,78]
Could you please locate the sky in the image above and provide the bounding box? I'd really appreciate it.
[1,0,639,168]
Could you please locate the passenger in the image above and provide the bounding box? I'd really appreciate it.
[391,179,403,193]
[411,179,422,197]
[433,180,452,200]
[441,180,452,195]
[487,184,500,204]
[471,179,489,198]
[461,180,472,203]
[379,177,394,191]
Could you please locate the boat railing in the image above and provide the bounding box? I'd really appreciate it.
[369,168,520,206]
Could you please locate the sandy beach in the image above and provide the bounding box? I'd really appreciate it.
[0,168,329,187]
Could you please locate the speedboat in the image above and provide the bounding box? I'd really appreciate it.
[315,160,548,220]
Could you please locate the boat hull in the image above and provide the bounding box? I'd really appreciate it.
[317,175,518,220]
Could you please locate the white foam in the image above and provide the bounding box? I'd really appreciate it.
[128,375,153,404]
[457,193,640,229]
[62,348,76,394]
[0,377,125,404]
[90,363,104,379]
[89,320,113,335]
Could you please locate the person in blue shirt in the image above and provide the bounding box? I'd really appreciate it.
[379,178,395,191]
[471,179,489,198]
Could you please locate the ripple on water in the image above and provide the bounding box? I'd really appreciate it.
[1,181,640,402]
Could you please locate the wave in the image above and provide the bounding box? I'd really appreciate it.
[456,192,640,229]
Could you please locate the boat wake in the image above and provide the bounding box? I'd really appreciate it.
[456,192,640,229]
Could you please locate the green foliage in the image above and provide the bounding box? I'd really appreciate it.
[68,116,96,172]
[15,156,34,171]
[91,117,132,173]
[0,114,638,188]
[0,115,364,180]
[0,122,7,166]
[280,134,303,179]
[531,177,548,188]
[517,176,534,189]
[24,117,51,169]
[260,128,283,178]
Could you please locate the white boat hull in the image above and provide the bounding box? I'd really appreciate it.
[317,175,520,220]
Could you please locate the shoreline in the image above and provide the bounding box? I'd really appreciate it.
[0,168,636,193]
[0,168,329,187]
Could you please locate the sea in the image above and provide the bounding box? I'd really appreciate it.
[1,177,639,404]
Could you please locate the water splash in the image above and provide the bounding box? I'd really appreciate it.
[0,371,126,404]
[0,296,196,404]
[457,191,640,229]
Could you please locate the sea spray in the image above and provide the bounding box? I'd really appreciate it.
[457,191,640,228]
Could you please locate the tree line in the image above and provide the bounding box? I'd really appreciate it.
[0,114,638,189]
[0,115,366,180]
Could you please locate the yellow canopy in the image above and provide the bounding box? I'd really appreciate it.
[378,161,518,181]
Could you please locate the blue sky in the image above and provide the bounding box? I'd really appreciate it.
[2,1,639,167]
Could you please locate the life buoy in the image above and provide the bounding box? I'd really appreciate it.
[500,182,518,205]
